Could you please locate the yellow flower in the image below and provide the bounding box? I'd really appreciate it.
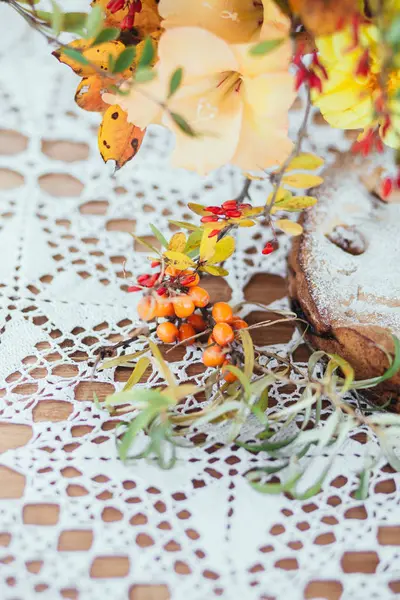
[159,0,290,43]
[104,25,294,174]
[313,24,400,147]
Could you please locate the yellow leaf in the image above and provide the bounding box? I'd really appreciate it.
[242,206,264,217]
[98,105,146,169]
[164,251,195,269]
[272,195,317,213]
[238,219,256,227]
[200,265,229,276]
[188,202,208,216]
[199,228,218,261]
[286,153,325,171]
[242,172,266,181]
[123,356,151,391]
[200,221,225,230]
[75,76,110,112]
[53,38,125,77]
[184,230,202,253]
[282,173,324,189]
[267,188,292,205]
[208,236,235,265]
[168,232,186,252]
[275,219,303,236]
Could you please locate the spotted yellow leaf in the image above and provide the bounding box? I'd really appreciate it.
[168,232,186,253]
[98,105,146,169]
[164,251,195,270]
[282,173,324,189]
[275,219,303,236]
[75,76,110,112]
[53,38,125,77]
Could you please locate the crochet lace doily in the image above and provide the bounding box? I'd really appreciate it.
[1,8,399,600]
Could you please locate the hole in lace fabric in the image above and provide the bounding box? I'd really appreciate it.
[0,168,24,189]
[41,140,89,162]
[0,129,28,154]
[38,173,84,197]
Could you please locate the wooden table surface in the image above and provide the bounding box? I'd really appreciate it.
[0,133,399,600]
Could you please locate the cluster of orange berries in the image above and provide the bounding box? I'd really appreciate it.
[134,265,248,382]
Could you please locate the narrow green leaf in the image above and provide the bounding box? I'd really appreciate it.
[135,68,156,83]
[50,0,63,35]
[131,234,161,255]
[354,469,370,500]
[170,112,196,137]
[148,340,177,390]
[118,410,154,460]
[352,335,400,390]
[223,365,251,401]
[93,27,120,45]
[149,224,168,249]
[113,46,136,74]
[138,36,155,68]
[249,38,283,56]
[168,220,199,231]
[62,47,90,66]
[85,4,103,38]
[168,67,183,98]
[240,329,254,379]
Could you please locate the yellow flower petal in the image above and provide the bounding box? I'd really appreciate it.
[103,77,165,130]
[242,72,295,117]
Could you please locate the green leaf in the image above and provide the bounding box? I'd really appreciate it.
[138,36,155,69]
[168,67,183,98]
[169,220,199,231]
[249,38,283,56]
[123,357,151,392]
[61,46,90,66]
[352,335,400,390]
[118,409,155,461]
[326,354,354,393]
[131,234,161,255]
[50,0,63,35]
[247,470,302,495]
[354,469,370,500]
[112,47,136,74]
[135,68,156,83]
[223,365,251,401]
[150,224,168,249]
[238,435,297,453]
[170,112,196,137]
[93,27,120,45]
[386,15,400,45]
[85,5,103,38]
[184,229,202,253]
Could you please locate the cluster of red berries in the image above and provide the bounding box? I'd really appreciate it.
[380,171,400,200]
[106,0,142,28]
[200,200,251,238]
[293,49,328,93]
[352,127,384,157]
[133,265,248,380]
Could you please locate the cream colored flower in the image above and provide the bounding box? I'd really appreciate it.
[159,0,289,44]
[104,25,294,174]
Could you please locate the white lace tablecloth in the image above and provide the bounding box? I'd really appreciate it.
[1,7,399,600]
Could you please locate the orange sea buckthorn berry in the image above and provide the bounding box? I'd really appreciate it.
[137,296,156,321]
[222,362,238,383]
[212,322,234,346]
[178,323,196,345]
[172,295,195,318]
[156,322,179,344]
[166,265,179,277]
[187,313,207,332]
[202,344,225,367]
[154,296,175,318]
[188,286,210,308]
[212,302,233,324]
[232,316,248,330]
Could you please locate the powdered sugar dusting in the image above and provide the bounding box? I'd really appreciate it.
[302,162,400,335]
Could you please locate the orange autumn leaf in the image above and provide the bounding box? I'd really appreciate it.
[98,105,146,169]
[289,0,357,35]
[75,76,112,112]
[53,39,126,77]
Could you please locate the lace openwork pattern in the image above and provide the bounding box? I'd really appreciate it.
[0,8,399,600]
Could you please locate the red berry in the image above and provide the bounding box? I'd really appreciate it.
[396,172,400,189]
[222,200,237,210]
[381,177,393,199]
[137,274,150,284]
[156,286,167,296]
[144,273,159,287]
[208,229,220,238]
[238,203,251,210]
[262,242,275,255]
[201,215,219,223]
[151,260,161,268]
[127,285,141,292]
[224,209,242,218]
[205,206,223,215]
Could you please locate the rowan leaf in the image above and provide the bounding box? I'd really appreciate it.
[75,76,110,112]
[282,173,324,189]
[208,236,235,265]
[164,251,195,269]
[93,27,120,45]
[149,224,168,249]
[199,228,218,261]
[85,4,103,38]
[200,265,229,276]
[275,219,303,236]
[112,46,136,73]
[286,152,325,171]
[249,38,284,56]
[98,105,146,169]
[168,220,198,231]
[272,195,317,213]
[168,232,187,252]
[168,67,183,98]
[138,36,155,69]
[170,112,196,137]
